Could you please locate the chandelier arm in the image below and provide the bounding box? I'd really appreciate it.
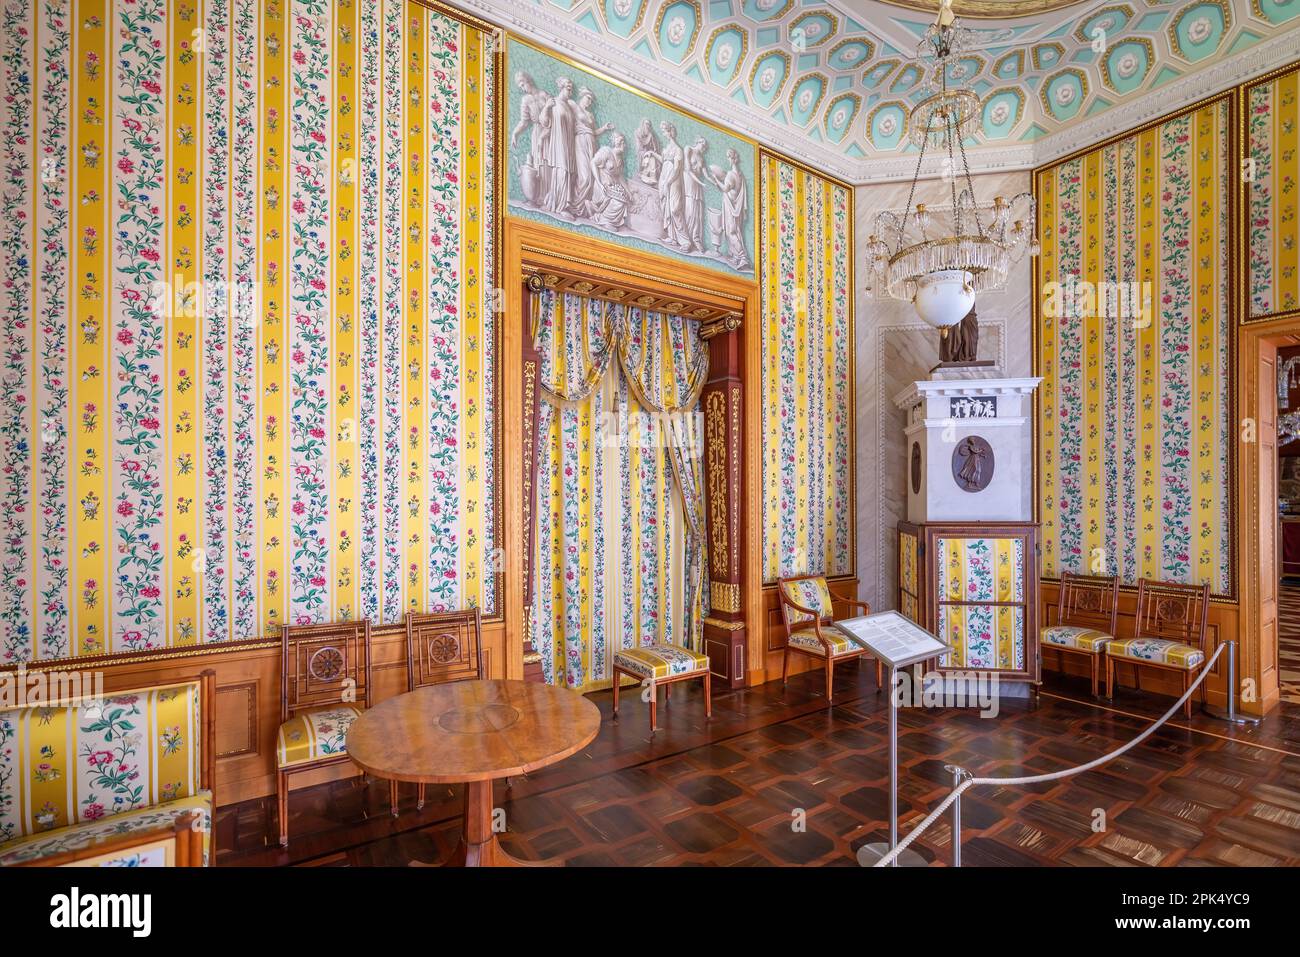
[957,130,987,240]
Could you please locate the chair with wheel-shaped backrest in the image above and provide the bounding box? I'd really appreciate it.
[275,620,372,847]
[1041,572,1120,698]
[1104,579,1210,718]
[389,608,484,813]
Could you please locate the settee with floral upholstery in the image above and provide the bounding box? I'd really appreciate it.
[0,670,215,866]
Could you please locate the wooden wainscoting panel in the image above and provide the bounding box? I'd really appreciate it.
[1,616,511,808]
[214,681,259,759]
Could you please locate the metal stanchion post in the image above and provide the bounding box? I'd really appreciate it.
[944,764,969,867]
[1200,640,1260,726]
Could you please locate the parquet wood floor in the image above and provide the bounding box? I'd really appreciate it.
[215,664,1300,867]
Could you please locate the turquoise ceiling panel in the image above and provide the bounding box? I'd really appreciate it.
[824,92,861,144]
[705,24,748,87]
[790,10,837,49]
[1101,38,1153,94]
[789,73,828,127]
[982,88,1025,139]
[1253,0,1300,24]
[867,101,908,151]
[827,38,874,72]
[741,0,793,22]
[1172,1,1230,62]
[599,0,648,38]
[656,1,702,65]
[1042,68,1088,121]
[750,50,791,109]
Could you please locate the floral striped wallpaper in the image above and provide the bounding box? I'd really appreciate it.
[1247,64,1299,320]
[1036,98,1232,596]
[760,156,854,584]
[0,0,498,663]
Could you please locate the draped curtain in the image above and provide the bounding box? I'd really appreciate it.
[532,290,709,691]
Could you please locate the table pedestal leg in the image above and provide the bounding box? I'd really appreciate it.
[442,779,555,867]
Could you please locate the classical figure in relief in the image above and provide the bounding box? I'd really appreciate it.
[544,77,580,217]
[708,148,750,271]
[657,121,687,248]
[635,119,661,186]
[573,87,614,216]
[589,133,630,230]
[511,71,552,206]
[683,137,709,254]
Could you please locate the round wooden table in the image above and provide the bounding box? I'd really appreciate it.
[346,679,600,866]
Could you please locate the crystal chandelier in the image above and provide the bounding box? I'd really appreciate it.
[863,0,1039,332]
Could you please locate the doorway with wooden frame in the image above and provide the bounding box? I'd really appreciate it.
[1240,319,1300,712]
[499,218,762,694]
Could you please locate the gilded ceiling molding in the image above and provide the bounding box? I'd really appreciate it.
[449,0,1300,185]
[873,0,1091,16]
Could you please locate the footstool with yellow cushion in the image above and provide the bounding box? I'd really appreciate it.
[611,644,711,733]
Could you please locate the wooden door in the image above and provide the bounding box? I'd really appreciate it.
[1258,342,1279,697]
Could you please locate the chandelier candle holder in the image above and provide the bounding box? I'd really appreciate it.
[864,0,1039,332]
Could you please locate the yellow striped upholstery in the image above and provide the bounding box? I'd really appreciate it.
[1041,624,1112,653]
[276,706,363,769]
[1104,637,1204,669]
[0,681,203,846]
[780,577,835,625]
[613,645,708,681]
[786,627,859,657]
[0,790,212,867]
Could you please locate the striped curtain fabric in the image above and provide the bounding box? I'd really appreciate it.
[531,291,708,691]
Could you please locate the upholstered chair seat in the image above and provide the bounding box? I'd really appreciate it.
[1105,579,1211,718]
[1040,624,1113,653]
[1104,637,1205,670]
[613,644,709,680]
[786,627,861,657]
[275,705,364,769]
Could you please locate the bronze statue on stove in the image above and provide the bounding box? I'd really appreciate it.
[939,305,980,364]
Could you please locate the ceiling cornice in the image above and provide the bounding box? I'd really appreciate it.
[449,0,1297,187]
[452,0,862,182]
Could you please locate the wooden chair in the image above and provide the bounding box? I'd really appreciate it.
[391,608,484,813]
[777,574,882,703]
[275,620,372,847]
[1105,579,1210,719]
[1041,572,1120,698]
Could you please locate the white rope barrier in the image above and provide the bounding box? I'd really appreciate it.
[872,640,1228,867]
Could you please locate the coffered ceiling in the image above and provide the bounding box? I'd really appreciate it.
[459,0,1300,181]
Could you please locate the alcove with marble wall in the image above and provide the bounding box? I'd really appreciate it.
[854,171,1035,612]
